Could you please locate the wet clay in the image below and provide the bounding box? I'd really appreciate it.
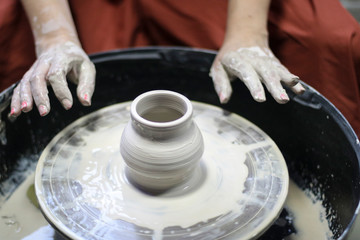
[285,180,334,239]
[120,91,204,191]
[0,94,332,239]
[34,101,288,239]
[0,174,334,240]
[0,172,48,240]
[141,107,183,122]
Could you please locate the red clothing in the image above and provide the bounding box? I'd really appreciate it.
[0,0,359,136]
[268,0,360,137]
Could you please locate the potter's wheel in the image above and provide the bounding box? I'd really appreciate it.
[35,101,289,239]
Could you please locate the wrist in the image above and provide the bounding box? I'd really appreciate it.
[35,32,81,56]
[223,29,269,50]
[225,0,271,49]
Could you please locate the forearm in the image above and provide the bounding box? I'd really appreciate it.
[224,0,271,47]
[21,0,80,55]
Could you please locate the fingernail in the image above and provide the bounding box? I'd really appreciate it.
[21,101,27,110]
[255,92,266,102]
[280,93,289,101]
[38,105,48,116]
[8,111,17,121]
[62,99,72,110]
[82,93,91,106]
[219,92,229,104]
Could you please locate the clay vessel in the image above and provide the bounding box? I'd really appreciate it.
[120,90,204,192]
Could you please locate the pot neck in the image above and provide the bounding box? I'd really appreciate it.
[131,114,193,139]
[129,90,194,139]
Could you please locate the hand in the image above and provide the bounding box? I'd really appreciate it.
[10,41,95,117]
[210,45,305,104]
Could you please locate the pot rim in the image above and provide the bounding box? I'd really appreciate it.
[130,90,193,129]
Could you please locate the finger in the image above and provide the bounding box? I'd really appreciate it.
[222,53,266,102]
[10,84,22,117]
[290,82,306,95]
[275,62,300,87]
[19,70,34,113]
[210,61,233,104]
[275,64,305,95]
[29,60,51,116]
[261,73,289,104]
[47,59,74,110]
[253,60,289,104]
[76,60,96,106]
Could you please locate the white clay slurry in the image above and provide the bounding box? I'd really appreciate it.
[78,120,247,232]
[285,180,334,239]
[0,173,334,240]
[0,171,49,240]
[120,90,204,192]
[35,99,289,239]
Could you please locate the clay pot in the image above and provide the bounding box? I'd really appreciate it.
[120,90,204,191]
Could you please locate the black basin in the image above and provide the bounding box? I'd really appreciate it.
[0,47,359,239]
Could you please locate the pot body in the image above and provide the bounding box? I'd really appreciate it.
[120,90,204,191]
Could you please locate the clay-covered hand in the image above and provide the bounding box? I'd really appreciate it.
[10,41,95,117]
[10,0,96,117]
[210,46,306,104]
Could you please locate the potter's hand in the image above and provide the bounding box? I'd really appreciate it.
[10,41,95,117]
[11,0,96,117]
[210,45,305,104]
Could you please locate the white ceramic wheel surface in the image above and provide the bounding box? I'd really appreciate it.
[35,101,289,240]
